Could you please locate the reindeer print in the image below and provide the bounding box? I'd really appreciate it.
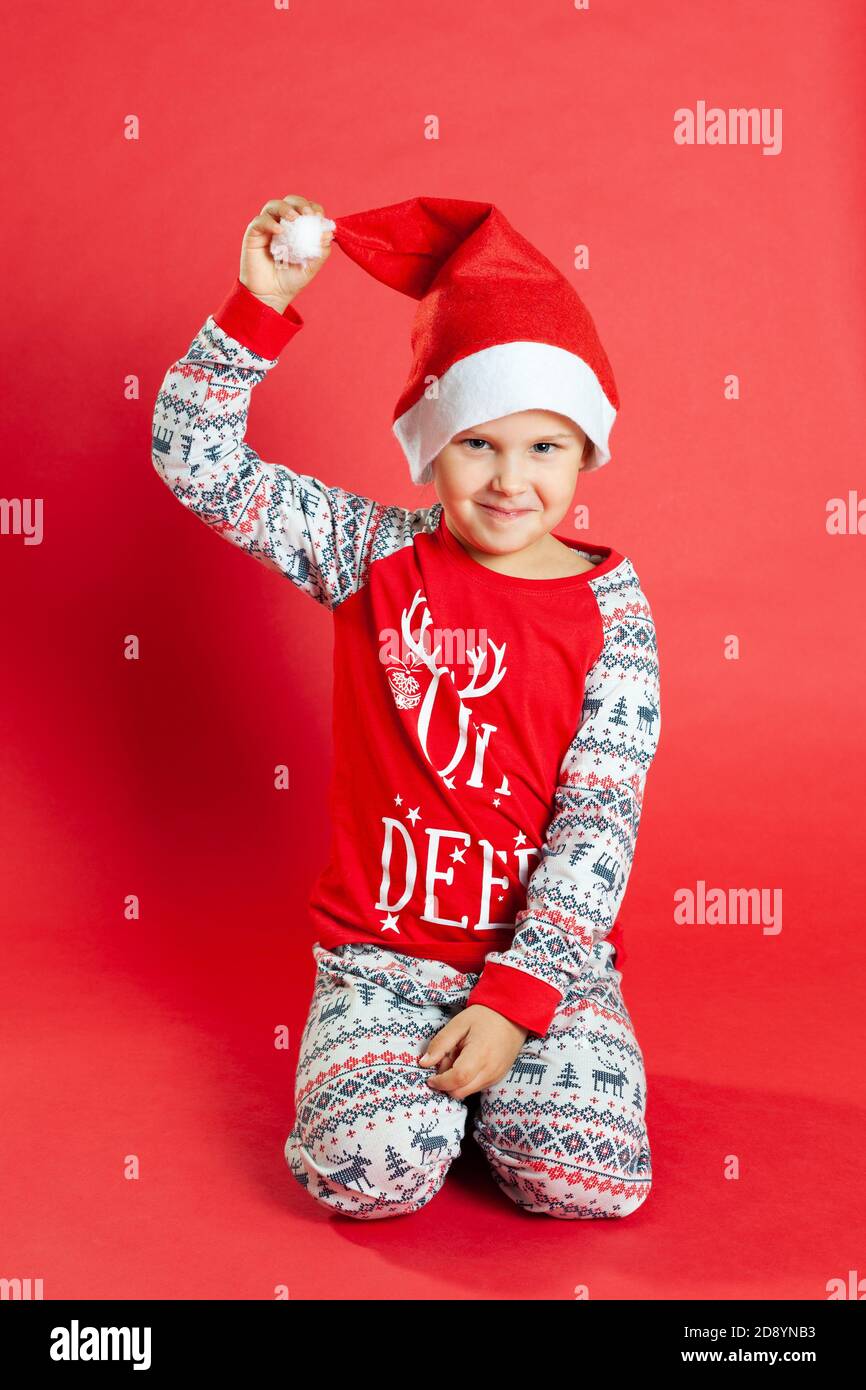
[508,1055,548,1085]
[318,996,350,1028]
[637,696,659,734]
[592,1064,627,1098]
[322,1145,376,1193]
[410,1121,450,1165]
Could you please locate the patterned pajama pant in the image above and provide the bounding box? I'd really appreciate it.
[284,939,652,1220]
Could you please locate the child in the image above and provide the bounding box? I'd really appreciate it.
[151,194,662,1221]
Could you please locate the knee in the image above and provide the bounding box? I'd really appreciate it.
[556,1177,652,1220]
[480,1128,652,1219]
[285,1123,452,1220]
[495,1166,652,1220]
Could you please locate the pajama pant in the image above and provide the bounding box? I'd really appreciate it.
[284,938,652,1220]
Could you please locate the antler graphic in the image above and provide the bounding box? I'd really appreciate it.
[455,640,507,700]
[400,589,443,676]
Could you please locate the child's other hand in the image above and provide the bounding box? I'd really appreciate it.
[239,193,335,313]
[418,1005,530,1099]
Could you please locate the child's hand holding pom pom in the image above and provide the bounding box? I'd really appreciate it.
[239,194,336,315]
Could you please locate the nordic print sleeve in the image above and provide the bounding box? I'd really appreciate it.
[151,292,434,611]
[466,561,662,1037]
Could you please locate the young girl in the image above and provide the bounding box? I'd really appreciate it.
[151,193,662,1221]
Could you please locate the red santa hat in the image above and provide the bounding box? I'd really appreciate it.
[328,195,619,487]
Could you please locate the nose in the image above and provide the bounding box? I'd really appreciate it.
[489,454,529,492]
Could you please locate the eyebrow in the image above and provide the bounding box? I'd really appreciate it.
[458,430,577,442]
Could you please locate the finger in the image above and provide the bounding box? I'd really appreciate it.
[427,1064,487,1100]
[418,1029,462,1067]
[425,1041,485,1091]
[251,212,284,235]
[265,196,316,222]
[262,201,300,226]
[292,198,330,225]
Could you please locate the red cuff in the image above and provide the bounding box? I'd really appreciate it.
[466,961,562,1038]
[213,277,304,360]
[468,921,628,1035]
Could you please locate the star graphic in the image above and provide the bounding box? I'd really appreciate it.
[514,830,528,847]
[406,806,421,825]
[393,792,403,805]
[379,914,401,933]
[450,846,466,864]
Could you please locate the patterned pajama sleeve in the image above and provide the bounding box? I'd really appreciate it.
[466,576,662,1037]
[150,309,429,612]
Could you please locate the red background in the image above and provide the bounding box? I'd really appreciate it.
[3,0,865,1300]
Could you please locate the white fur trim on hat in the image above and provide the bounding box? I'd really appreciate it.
[392,340,617,486]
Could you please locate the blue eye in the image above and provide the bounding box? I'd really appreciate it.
[459,438,561,453]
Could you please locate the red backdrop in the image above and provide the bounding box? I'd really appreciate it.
[3,0,865,1300]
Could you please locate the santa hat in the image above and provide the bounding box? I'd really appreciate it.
[328,196,619,486]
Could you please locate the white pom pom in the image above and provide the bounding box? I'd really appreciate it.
[270,212,336,266]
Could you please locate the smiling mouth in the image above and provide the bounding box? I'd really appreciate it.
[477,502,534,516]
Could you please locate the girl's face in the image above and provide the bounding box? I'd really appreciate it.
[431,410,591,555]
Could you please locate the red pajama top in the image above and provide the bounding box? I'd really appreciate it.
[151,278,662,1036]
